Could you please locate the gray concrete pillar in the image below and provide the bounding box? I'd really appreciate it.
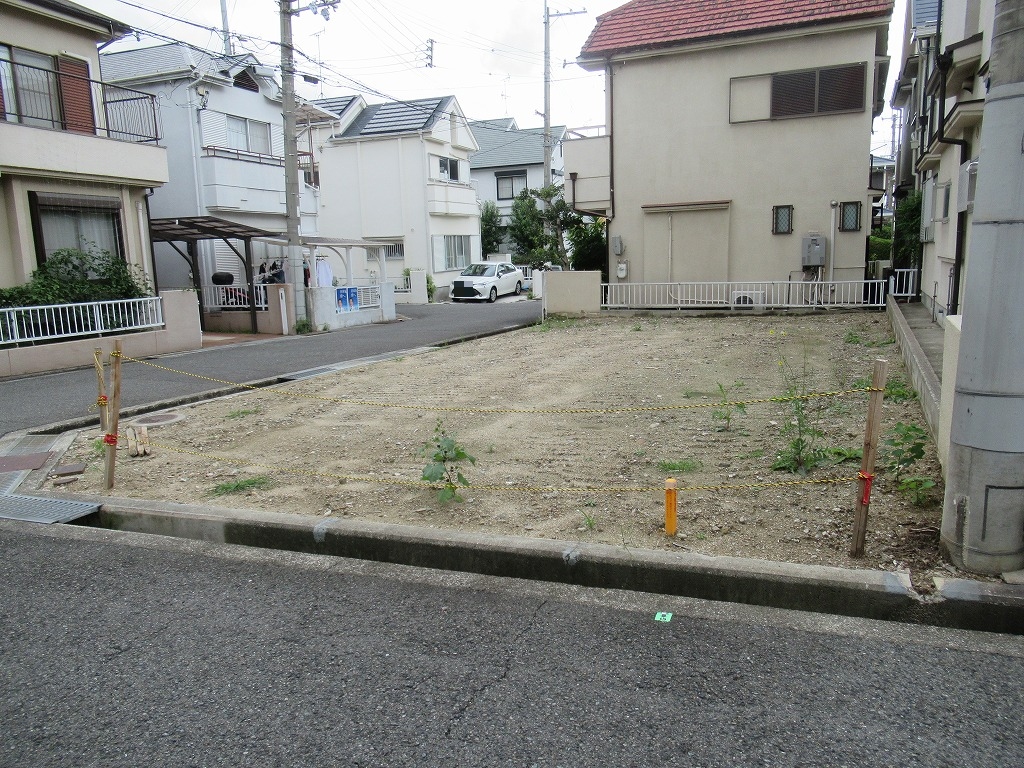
[941,0,1024,573]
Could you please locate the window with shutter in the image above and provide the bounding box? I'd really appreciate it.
[771,63,866,120]
[57,56,95,135]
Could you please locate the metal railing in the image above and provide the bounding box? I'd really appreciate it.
[354,285,381,309]
[1,57,159,143]
[200,283,268,311]
[890,268,917,298]
[601,280,887,310]
[0,296,163,346]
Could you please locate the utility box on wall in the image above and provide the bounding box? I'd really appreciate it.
[802,235,827,267]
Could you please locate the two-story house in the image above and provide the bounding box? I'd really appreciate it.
[99,42,330,293]
[1,0,167,294]
[891,0,993,321]
[566,0,893,297]
[469,118,566,257]
[311,96,480,296]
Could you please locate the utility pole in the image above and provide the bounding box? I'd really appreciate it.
[279,0,338,331]
[220,0,232,55]
[941,0,1024,574]
[543,2,585,187]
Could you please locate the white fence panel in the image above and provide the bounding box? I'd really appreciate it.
[1,297,164,345]
[601,280,887,310]
[200,283,269,311]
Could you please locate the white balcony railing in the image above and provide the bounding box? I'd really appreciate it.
[200,283,269,311]
[0,297,163,346]
[601,280,888,310]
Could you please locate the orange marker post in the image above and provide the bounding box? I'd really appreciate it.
[665,478,678,537]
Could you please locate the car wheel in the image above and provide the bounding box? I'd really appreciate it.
[488,287,498,303]
[514,281,522,296]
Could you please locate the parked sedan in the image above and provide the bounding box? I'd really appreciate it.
[451,262,524,303]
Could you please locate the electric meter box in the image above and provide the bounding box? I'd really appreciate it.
[802,235,826,267]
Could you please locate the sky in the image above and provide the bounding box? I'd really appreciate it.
[79,0,906,154]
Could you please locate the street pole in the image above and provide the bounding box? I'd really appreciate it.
[278,0,337,330]
[941,0,1024,574]
[543,0,551,187]
[279,0,305,331]
[220,0,232,55]
[543,2,586,187]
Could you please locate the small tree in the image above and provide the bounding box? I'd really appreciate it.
[480,200,503,257]
[567,218,607,277]
[892,190,922,270]
[507,189,545,263]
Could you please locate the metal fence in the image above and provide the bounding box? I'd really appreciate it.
[352,285,381,309]
[1,56,159,143]
[200,283,269,311]
[890,269,917,298]
[601,280,887,310]
[0,297,164,346]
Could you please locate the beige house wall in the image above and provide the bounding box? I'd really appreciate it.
[0,0,169,293]
[0,176,160,290]
[606,24,883,286]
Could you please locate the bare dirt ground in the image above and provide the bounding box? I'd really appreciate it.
[52,311,954,590]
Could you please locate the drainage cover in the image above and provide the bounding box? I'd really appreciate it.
[0,495,99,524]
[279,367,334,381]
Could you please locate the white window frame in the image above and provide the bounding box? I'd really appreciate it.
[433,155,461,182]
[226,115,272,155]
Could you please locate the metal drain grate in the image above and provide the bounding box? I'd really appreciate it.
[279,367,334,381]
[0,495,99,524]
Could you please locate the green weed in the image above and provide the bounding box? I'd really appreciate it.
[657,459,701,473]
[211,476,274,496]
[711,380,746,432]
[421,419,476,503]
[226,408,260,419]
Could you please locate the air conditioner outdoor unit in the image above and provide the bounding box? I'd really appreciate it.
[731,290,765,309]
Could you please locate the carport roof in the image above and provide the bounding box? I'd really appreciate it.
[259,235,393,248]
[149,216,280,243]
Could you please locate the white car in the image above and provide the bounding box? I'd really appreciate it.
[451,262,525,303]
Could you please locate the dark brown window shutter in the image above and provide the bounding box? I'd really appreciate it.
[817,64,866,113]
[771,70,816,118]
[57,56,95,135]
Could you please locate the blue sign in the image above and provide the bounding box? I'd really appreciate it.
[335,287,361,313]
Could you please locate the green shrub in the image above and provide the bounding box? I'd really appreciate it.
[0,248,152,308]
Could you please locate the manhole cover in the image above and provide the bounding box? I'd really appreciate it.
[132,412,185,427]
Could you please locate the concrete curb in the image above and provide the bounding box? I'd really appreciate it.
[888,296,942,437]
[64,495,1024,635]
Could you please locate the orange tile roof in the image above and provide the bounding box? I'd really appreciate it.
[581,0,893,57]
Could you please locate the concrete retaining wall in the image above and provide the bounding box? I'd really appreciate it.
[543,271,602,314]
[1,290,201,378]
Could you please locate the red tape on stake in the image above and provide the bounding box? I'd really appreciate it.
[858,471,874,506]
[103,434,118,446]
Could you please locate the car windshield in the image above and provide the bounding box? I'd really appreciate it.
[461,264,495,277]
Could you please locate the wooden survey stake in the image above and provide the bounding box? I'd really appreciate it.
[850,358,888,557]
[103,341,123,490]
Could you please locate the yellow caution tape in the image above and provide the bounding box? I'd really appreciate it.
[110,352,879,415]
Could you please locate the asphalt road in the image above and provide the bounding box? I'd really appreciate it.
[2,520,1023,768]
[0,300,541,438]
